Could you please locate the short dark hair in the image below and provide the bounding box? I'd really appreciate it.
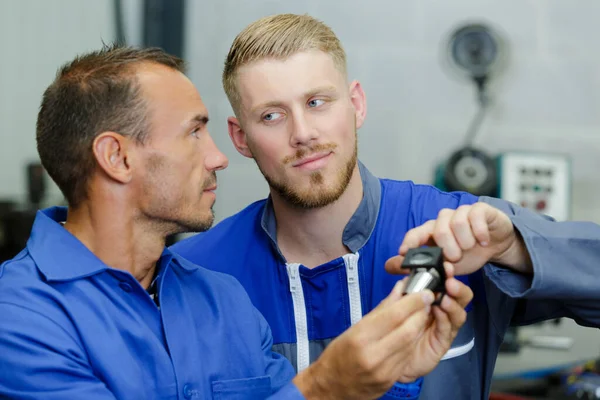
[36,43,185,208]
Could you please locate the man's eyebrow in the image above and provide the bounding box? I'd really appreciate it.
[250,101,283,114]
[187,114,209,127]
[304,85,337,98]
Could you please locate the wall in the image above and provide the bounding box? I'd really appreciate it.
[0,0,119,205]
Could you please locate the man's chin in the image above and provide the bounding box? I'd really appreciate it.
[174,214,215,234]
[273,184,345,209]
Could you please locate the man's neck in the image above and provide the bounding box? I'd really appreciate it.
[63,198,166,289]
[272,165,363,269]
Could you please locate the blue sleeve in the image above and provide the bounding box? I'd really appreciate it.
[0,302,117,400]
[253,307,305,399]
[410,185,478,224]
[480,196,600,328]
[267,382,306,399]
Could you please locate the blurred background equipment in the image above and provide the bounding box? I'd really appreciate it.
[498,152,571,221]
[438,146,498,197]
[492,319,600,399]
[432,20,583,400]
[434,21,572,221]
[141,0,185,58]
[435,22,503,197]
[0,163,48,263]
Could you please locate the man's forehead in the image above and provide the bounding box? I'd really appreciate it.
[236,52,344,108]
[136,64,195,96]
[134,64,209,127]
[137,66,203,102]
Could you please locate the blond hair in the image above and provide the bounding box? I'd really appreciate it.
[222,14,347,116]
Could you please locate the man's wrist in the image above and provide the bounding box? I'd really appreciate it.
[292,360,336,400]
[490,230,533,274]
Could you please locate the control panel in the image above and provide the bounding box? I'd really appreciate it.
[498,152,571,221]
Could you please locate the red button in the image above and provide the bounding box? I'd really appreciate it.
[536,200,546,211]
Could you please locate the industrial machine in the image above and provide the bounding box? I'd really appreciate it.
[433,22,571,221]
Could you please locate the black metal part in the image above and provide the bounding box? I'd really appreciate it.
[401,247,447,300]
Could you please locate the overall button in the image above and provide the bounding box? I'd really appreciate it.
[119,282,133,293]
[183,384,193,399]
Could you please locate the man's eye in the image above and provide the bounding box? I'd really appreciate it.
[263,112,282,122]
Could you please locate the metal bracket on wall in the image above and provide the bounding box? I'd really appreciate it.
[143,0,185,58]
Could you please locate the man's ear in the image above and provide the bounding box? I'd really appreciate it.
[227,116,253,158]
[92,132,133,184]
[349,80,367,129]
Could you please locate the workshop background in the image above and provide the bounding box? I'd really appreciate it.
[1,1,599,398]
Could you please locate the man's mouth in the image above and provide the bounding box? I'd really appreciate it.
[292,151,332,168]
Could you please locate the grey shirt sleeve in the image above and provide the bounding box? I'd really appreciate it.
[479,196,600,329]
